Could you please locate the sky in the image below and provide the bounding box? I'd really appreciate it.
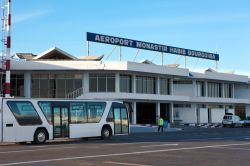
[6,0,250,75]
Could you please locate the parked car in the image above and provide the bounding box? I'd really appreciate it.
[222,113,243,127]
[242,117,250,127]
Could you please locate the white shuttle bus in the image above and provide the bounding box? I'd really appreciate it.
[0,98,129,144]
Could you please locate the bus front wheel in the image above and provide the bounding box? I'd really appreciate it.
[34,129,47,144]
[101,126,112,140]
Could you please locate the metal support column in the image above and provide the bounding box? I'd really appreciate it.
[87,41,90,56]
[119,46,122,61]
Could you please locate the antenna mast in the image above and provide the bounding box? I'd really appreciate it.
[1,0,11,97]
[5,0,10,97]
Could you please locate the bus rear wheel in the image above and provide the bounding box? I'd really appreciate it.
[34,129,47,144]
[101,126,112,140]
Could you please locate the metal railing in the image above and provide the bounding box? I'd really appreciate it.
[66,87,83,99]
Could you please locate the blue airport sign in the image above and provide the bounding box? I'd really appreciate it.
[87,32,219,61]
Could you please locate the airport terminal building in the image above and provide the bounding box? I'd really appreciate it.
[1,46,250,125]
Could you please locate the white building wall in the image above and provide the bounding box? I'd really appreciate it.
[83,72,89,94]
[211,108,225,123]
[24,72,31,98]
[132,102,137,124]
[227,109,235,114]
[173,104,197,123]
[199,108,208,123]
[173,84,193,96]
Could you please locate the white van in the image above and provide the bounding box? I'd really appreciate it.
[222,114,243,127]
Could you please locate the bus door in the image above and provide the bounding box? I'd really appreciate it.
[52,106,69,138]
[113,106,129,135]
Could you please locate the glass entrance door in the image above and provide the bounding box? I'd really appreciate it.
[114,107,129,135]
[52,107,69,138]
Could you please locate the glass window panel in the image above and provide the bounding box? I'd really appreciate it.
[56,74,65,79]
[57,79,65,89]
[40,74,49,79]
[40,79,49,90]
[160,78,169,95]
[107,77,115,92]
[49,74,56,79]
[87,102,106,123]
[74,74,82,79]
[89,77,97,92]
[66,79,74,89]
[49,89,56,98]
[40,89,49,98]
[70,102,87,123]
[114,108,121,134]
[136,76,143,93]
[89,73,98,77]
[7,101,42,125]
[49,79,56,89]
[32,74,40,79]
[106,109,114,122]
[38,102,52,123]
[75,79,82,89]
[32,79,39,89]
[56,89,65,98]
[121,108,129,134]
[31,89,39,98]
[98,77,106,92]
[142,78,146,93]
[16,74,24,79]
[64,74,74,79]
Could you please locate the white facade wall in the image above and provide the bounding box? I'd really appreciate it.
[9,57,250,124]
[227,109,235,114]
[211,108,225,123]
[173,104,197,124]
[24,72,31,98]
[199,108,208,123]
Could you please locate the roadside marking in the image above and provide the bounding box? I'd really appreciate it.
[214,147,250,151]
[102,142,154,146]
[141,144,179,148]
[187,138,224,141]
[244,138,250,140]
[2,142,250,166]
[0,146,75,154]
[104,161,152,166]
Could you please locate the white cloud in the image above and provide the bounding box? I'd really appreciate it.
[12,10,49,24]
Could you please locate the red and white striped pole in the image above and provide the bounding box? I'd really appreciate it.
[5,0,11,97]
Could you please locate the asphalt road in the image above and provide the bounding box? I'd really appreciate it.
[1,127,250,166]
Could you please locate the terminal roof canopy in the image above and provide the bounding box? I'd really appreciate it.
[14,53,36,60]
[33,47,77,60]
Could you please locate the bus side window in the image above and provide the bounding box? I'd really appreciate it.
[106,108,114,122]
[87,102,106,123]
[7,101,42,126]
[70,102,87,124]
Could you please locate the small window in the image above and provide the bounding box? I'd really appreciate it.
[70,102,87,123]
[87,102,106,123]
[7,101,42,126]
